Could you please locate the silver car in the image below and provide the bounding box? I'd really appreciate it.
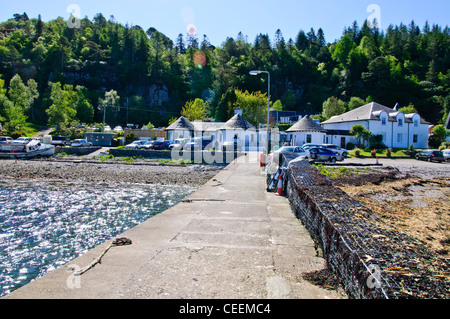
[443,149,450,162]
[321,144,348,157]
[0,136,13,144]
[269,146,309,164]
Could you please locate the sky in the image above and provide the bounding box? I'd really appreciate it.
[1,0,449,46]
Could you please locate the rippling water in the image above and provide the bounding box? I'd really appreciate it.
[0,178,195,297]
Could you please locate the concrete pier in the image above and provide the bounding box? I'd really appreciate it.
[5,155,345,299]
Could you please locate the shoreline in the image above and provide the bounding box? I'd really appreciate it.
[0,158,224,187]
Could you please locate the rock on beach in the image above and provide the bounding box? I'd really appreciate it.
[0,159,223,186]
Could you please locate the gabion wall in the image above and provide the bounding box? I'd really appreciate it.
[282,155,449,299]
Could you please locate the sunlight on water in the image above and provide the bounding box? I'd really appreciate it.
[0,179,195,297]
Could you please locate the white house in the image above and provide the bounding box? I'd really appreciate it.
[165,109,257,151]
[217,111,257,150]
[321,102,430,149]
[286,115,328,146]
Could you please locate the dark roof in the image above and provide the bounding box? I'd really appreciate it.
[166,116,195,131]
[286,115,327,132]
[222,114,255,130]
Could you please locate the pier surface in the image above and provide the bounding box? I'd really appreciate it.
[5,155,344,299]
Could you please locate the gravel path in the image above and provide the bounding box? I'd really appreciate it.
[0,159,223,186]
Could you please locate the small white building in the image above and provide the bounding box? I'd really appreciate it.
[321,102,430,149]
[165,116,195,140]
[286,115,327,146]
[165,110,257,151]
[218,112,256,150]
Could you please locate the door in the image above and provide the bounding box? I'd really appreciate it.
[341,137,346,149]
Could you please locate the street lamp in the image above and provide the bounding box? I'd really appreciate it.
[249,70,271,156]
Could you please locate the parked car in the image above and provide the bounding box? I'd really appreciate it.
[51,135,71,146]
[125,140,145,149]
[222,141,242,152]
[321,144,348,157]
[161,140,172,150]
[308,147,342,163]
[151,141,166,150]
[71,139,93,147]
[139,140,156,150]
[169,138,189,150]
[302,144,323,151]
[0,136,13,144]
[12,137,35,145]
[442,149,450,162]
[184,138,214,151]
[269,146,309,164]
[415,150,445,163]
[113,126,123,132]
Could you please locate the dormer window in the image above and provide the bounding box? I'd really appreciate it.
[398,118,403,127]
[381,117,386,126]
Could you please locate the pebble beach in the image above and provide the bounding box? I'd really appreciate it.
[0,159,224,186]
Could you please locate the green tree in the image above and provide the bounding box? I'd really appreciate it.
[8,74,29,111]
[46,82,76,129]
[181,98,207,121]
[234,89,268,126]
[74,86,94,124]
[272,100,283,111]
[350,124,371,147]
[127,95,149,126]
[432,124,449,145]
[98,89,120,127]
[348,96,365,110]
[322,96,346,120]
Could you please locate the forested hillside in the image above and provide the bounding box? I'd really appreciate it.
[0,12,449,132]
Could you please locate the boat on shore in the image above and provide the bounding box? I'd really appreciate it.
[0,139,55,159]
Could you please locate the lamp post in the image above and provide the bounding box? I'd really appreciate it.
[249,70,271,157]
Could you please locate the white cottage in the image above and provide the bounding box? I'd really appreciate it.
[165,116,195,140]
[286,115,328,146]
[321,102,430,149]
[218,113,256,151]
[165,110,257,151]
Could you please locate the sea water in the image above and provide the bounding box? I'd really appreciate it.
[0,178,195,297]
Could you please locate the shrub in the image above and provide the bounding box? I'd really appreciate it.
[346,142,355,150]
[386,148,392,158]
[355,148,361,157]
[371,149,377,157]
[10,131,24,139]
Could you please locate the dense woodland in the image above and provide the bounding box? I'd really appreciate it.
[0,12,449,134]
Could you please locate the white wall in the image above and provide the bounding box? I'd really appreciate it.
[322,112,429,149]
[287,132,326,146]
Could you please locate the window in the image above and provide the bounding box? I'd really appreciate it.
[398,118,403,127]
[306,134,312,143]
[381,117,386,125]
[397,133,402,143]
[413,134,418,143]
[414,120,419,127]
